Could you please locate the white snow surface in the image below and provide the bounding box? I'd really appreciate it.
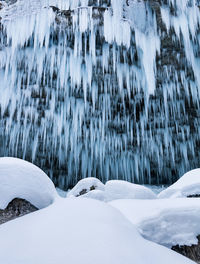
[0,157,57,209]
[81,189,106,201]
[158,169,200,198]
[69,179,156,201]
[67,177,105,197]
[0,198,195,264]
[105,180,156,201]
[110,198,200,248]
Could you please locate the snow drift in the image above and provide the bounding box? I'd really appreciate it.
[0,157,57,209]
[110,198,200,248]
[0,198,195,264]
[158,169,200,198]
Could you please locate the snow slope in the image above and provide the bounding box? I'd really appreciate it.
[158,169,200,198]
[110,198,200,247]
[0,198,195,264]
[0,157,57,209]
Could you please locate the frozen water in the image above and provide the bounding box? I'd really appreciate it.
[0,0,200,187]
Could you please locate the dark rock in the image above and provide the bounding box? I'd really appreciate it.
[78,189,87,196]
[187,194,200,198]
[172,235,200,263]
[76,185,96,196]
[0,198,38,225]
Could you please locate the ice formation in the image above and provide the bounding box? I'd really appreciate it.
[0,157,57,209]
[0,0,200,187]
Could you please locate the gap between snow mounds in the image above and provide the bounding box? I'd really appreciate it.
[0,198,195,264]
[0,157,58,210]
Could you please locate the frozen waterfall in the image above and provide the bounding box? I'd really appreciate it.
[0,0,200,188]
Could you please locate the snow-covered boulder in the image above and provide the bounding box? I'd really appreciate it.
[104,180,156,201]
[0,157,57,209]
[0,198,195,264]
[158,169,200,199]
[81,189,106,201]
[67,177,105,197]
[110,198,200,248]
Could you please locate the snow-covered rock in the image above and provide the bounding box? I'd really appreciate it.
[81,189,106,201]
[104,180,156,201]
[158,169,200,199]
[67,177,105,197]
[110,198,200,248]
[0,157,57,209]
[0,198,195,264]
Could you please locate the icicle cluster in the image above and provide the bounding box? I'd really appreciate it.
[0,0,200,188]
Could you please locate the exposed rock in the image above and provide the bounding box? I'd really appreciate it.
[172,235,200,264]
[187,194,200,198]
[0,198,38,225]
[78,185,96,196]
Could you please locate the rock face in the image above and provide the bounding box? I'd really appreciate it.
[0,0,200,189]
[0,198,38,225]
[172,236,200,264]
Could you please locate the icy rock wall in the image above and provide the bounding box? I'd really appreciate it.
[0,0,200,188]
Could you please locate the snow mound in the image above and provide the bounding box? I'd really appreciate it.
[0,157,57,209]
[67,177,105,197]
[0,198,195,264]
[105,180,156,201]
[158,169,200,198]
[81,189,106,201]
[110,198,200,248]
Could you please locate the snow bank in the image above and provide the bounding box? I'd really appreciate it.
[67,177,105,197]
[110,198,200,248]
[105,180,156,201]
[0,157,57,209]
[158,169,200,198]
[0,198,195,264]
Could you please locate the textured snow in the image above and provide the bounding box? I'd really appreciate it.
[67,177,105,197]
[0,198,195,264]
[158,169,200,198]
[110,198,200,248]
[105,180,156,201]
[0,157,57,209]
